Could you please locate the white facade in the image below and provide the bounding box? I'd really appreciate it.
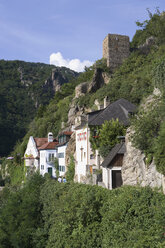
[102,166,122,189]
[40,149,57,178]
[75,126,101,183]
[57,144,67,177]
[24,136,39,173]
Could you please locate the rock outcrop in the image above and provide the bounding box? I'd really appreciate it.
[87,68,106,93]
[122,128,165,193]
[75,68,111,98]
[46,67,78,93]
[122,88,165,193]
[75,82,89,98]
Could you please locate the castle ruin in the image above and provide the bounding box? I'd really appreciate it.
[103,34,130,72]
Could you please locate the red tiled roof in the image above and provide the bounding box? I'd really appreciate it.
[34,138,48,148]
[38,142,58,150]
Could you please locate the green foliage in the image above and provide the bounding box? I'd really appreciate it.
[131,50,165,174]
[94,58,109,72]
[1,157,25,187]
[0,173,45,248]
[101,186,165,248]
[0,60,77,156]
[0,178,165,248]
[154,121,165,175]
[131,8,165,48]
[65,154,75,182]
[86,48,157,108]
[90,119,125,158]
[153,55,165,93]
[131,104,161,154]
[54,158,59,178]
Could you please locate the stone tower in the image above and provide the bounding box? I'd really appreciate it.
[103,34,130,72]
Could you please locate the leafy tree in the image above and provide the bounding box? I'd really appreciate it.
[65,154,75,182]
[0,173,45,248]
[131,8,165,49]
[154,121,165,175]
[54,158,59,178]
[90,119,125,158]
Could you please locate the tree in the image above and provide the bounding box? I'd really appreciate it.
[154,121,165,175]
[90,119,126,158]
[54,158,59,178]
[65,154,75,182]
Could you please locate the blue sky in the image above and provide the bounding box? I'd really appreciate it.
[0,0,164,71]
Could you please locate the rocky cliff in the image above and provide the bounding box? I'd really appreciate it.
[122,127,165,193]
[122,89,165,193]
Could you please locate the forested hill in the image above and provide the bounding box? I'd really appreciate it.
[0,60,78,156]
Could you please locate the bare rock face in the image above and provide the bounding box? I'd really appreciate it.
[75,82,89,98]
[51,68,69,92]
[122,88,165,193]
[88,68,106,93]
[75,68,111,98]
[122,128,165,193]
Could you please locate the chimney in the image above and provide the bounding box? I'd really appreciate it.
[104,96,110,108]
[48,132,53,142]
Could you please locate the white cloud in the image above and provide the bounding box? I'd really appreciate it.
[49,52,93,72]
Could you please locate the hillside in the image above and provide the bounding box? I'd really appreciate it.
[12,9,165,178]
[0,60,78,156]
[0,9,165,248]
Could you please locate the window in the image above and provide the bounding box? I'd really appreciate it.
[41,165,44,170]
[90,154,94,159]
[59,166,65,172]
[84,152,86,159]
[80,147,83,162]
[48,153,54,162]
[58,153,64,158]
[58,135,66,144]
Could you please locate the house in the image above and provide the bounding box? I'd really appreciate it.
[39,135,58,178]
[24,132,58,176]
[56,131,73,177]
[100,142,126,189]
[24,136,47,175]
[75,98,136,184]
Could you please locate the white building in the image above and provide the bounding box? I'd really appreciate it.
[24,132,58,177]
[100,143,125,189]
[24,136,47,175]
[39,142,58,178]
[57,131,72,177]
[75,122,101,183]
[75,98,136,185]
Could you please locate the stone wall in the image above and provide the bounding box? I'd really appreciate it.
[103,34,130,72]
[122,128,165,193]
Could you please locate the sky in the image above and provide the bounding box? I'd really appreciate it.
[0,0,164,72]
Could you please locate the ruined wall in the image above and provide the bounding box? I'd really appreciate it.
[103,34,130,72]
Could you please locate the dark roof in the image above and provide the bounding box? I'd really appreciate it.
[101,143,126,168]
[88,99,136,126]
[87,109,104,124]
